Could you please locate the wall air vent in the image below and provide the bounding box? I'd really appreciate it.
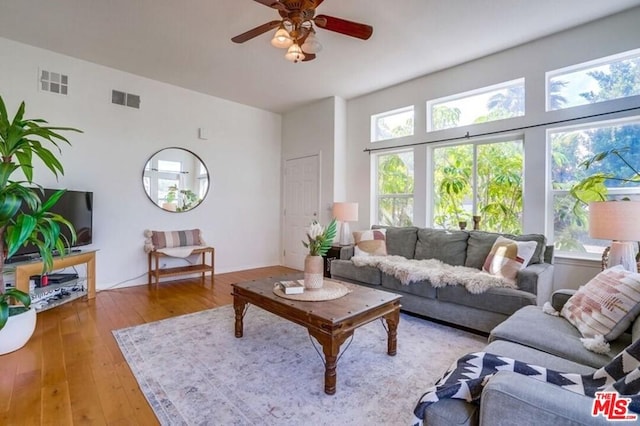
[111,90,141,109]
[39,69,68,95]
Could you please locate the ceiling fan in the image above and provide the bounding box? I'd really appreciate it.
[231,0,373,63]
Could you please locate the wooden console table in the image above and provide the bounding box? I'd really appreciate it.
[147,246,214,286]
[14,250,97,301]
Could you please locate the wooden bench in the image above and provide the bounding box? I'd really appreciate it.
[148,246,215,286]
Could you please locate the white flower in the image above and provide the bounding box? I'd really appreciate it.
[308,222,324,240]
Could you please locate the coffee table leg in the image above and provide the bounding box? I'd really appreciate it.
[234,298,246,338]
[384,308,400,356]
[310,331,351,395]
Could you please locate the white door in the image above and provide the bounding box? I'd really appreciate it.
[283,155,319,270]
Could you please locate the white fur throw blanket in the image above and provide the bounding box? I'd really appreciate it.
[351,255,516,294]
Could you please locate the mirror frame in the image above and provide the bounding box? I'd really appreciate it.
[142,147,210,213]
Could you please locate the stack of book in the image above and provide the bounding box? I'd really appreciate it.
[276,280,305,294]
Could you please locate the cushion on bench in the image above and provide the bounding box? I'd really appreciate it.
[144,228,204,252]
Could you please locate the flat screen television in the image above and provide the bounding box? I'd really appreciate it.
[12,189,93,258]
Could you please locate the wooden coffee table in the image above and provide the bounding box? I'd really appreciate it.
[232,276,401,395]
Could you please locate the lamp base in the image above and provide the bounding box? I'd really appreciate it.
[606,241,639,273]
[338,221,352,246]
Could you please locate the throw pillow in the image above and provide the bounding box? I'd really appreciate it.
[150,229,202,250]
[561,265,640,342]
[482,236,537,282]
[353,229,387,257]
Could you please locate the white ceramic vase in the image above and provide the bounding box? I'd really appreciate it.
[304,255,324,289]
[0,307,37,355]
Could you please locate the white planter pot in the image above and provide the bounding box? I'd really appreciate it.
[0,307,37,355]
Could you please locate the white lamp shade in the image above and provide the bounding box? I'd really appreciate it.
[285,43,305,63]
[271,27,293,49]
[333,202,359,222]
[589,201,640,241]
[301,31,322,54]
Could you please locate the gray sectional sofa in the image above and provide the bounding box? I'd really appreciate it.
[331,226,555,333]
[421,290,636,425]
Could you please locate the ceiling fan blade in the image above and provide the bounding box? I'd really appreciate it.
[252,0,287,11]
[302,53,316,62]
[314,14,373,40]
[231,20,281,43]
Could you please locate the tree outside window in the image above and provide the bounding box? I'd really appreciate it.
[427,79,525,131]
[549,48,640,255]
[376,151,414,226]
[547,49,640,110]
[433,140,523,233]
[371,106,414,142]
[551,120,640,254]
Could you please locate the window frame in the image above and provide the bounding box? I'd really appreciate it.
[546,115,640,258]
[429,135,525,232]
[545,47,640,111]
[426,78,525,132]
[370,105,415,143]
[372,148,415,226]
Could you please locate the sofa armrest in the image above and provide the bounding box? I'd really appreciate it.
[339,245,354,260]
[516,263,554,306]
[551,289,577,312]
[480,371,609,426]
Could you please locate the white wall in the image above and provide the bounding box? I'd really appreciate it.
[341,8,640,291]
[0,37,282,290]
[281,97,343,226]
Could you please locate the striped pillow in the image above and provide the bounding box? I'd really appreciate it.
[561,265,640,341]
[151,229,202,249]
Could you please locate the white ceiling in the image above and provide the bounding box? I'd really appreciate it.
[1,0,639,113]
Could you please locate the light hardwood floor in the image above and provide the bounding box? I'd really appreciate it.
[1,265,297,425]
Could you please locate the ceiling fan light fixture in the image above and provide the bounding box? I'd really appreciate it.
[301,30,322,54]
[271,26,293,48]
[285,43,305,63]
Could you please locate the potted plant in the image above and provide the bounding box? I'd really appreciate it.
[165,185,201,212]
[301,219,337,289]
[0,95,80,353]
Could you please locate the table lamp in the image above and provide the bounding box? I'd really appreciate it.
[589,201,640,273]
[332,202,359,246]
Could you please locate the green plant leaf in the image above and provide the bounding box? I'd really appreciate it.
[0,303,8,330]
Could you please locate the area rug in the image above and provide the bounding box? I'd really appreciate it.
[113,304,485,425]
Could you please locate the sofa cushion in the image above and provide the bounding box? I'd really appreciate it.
[372,225,419,258]
[381,273,436,299]
[484,340,596,374]
[353,229,387,256]
[414,228,469,266]
[465,231,546,269]
[489,306,631,368]
[421,398,478,426]
[329,259,381,285]
[561,265,640,341]
[437,286,536,316]
[482,236,537,282]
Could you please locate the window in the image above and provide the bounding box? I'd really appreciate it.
[157,160,182,173]
[547,48,640,111]
[550,117,640,255]
[142,159,184,206]
[432,139,523,233]
[427,79,525,132]
[375,150,414,226]
[198,162,209,199]
[371,106,414,142]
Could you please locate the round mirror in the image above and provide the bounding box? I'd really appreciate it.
[142,147,209,212]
